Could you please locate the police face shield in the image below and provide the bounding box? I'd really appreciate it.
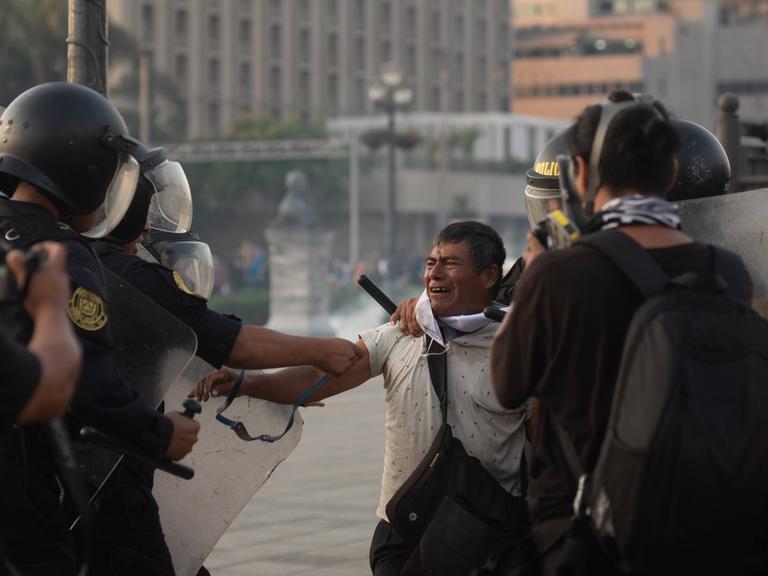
[155,240,214,299]
[524,184,563,230]
[146,160,193,234]
[81,151,140,239]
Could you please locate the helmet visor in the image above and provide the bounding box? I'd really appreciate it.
[524,185,563,230]
[146,160,193,233]
[82,152,140,239]
[156,240,214,299]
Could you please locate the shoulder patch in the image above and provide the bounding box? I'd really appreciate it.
[173,271,196,296]
[68,287,108,331]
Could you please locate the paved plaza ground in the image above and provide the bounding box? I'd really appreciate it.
[205,302,389,576]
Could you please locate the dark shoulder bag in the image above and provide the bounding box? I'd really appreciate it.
[386,337,530,576]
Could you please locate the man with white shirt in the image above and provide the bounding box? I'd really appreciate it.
[193,221,529,575]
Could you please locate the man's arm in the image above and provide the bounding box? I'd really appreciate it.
[6,243,82,424]
[226,326,363,377]
[194,339,373,404]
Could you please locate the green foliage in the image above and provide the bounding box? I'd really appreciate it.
[209,288,270,325]
[187,116,352,236]
[0,0,67,105]
[229,114,327,140]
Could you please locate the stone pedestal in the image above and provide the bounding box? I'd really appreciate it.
[265,170,335,337]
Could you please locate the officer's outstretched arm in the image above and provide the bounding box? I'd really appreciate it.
[226,326,364,376]
[195,339,372,404]
[7,243,82,423]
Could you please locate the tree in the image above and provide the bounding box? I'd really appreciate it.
[0,0,68,105]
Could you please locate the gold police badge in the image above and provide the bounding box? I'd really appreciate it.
[67,287,108,331]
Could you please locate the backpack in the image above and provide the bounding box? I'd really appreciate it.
[556,229,768,575]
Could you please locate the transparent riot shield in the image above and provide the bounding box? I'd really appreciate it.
[78,268,198,501]
[678,187,768,313]
[153,357,303,576]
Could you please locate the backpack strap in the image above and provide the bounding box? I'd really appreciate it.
[578,229,668,297]
[425,336,448,422]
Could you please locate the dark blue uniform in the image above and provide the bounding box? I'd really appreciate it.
[0,199,175,575]
[95,243,242,368]
[0,335,40,427]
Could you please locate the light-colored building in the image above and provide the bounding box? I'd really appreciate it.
[108,0,511,140]
[512,0,768,127]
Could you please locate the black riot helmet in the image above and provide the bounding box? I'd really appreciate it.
[0,82,142,238]
[666,120,731,201]
[524,129,569,229]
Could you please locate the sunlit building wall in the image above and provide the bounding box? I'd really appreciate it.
[109,0,511,139]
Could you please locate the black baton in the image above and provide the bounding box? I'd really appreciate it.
[357,274,398,315]
[80,427,194,480]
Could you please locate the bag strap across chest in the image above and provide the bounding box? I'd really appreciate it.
[425,336,448,421]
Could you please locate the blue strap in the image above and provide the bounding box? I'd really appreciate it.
[215,370,331,443]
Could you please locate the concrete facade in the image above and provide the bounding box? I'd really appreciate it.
[108,0,512,139]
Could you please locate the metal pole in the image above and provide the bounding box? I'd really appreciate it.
[387,105,397,284]
[67,0,109,95]
[349,137,360,267]
[717,93,741,193]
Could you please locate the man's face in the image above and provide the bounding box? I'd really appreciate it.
[423,240,497,317]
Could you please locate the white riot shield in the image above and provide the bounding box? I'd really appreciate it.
[153,357,303,576]
[678,187,768,312]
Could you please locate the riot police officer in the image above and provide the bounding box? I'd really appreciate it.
[0,82,199,575]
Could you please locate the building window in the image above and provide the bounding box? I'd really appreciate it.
[454,53,464,83]
[208,58,220,91]
[355,37,365,71]
[298,0,310,22]
[174,54,188,84]
[406,45,417,76]
[299,29,311,65]
[476,18,487,51]
[299,70,310,106]
[381,40,391,63]
[431,86,440,110]
[454,90,464,110]
[174,9,187,45]
[354,0,366,29]
[270,0,281,20]
[208,14,221,50]
[141,3,155,43]
[327,73,338,110]
[240,62,251,99]
[381,2,392,35]
[239,0,251,12]
[431,10,441,44]
[405,5,417,40]
[356,78,366,112]
[270,66,281,100]
[327,0,338,25]
[327,33,338,68]
[208,101,220,134]
[454,15,464,44]
[478,91,487,110]
[240,20,251,52]
[270,24,282,59]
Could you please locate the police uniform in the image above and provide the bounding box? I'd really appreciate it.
[0,335,41,428]
[95,242,242,369]
[0,198,175,575]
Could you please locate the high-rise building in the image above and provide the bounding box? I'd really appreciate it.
[108,0,511,139]
[512,0,768,126]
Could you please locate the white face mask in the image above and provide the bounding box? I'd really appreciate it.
[415,289,509,346]
[415,289,446,346]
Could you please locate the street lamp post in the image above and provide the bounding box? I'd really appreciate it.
[368,64,413,284]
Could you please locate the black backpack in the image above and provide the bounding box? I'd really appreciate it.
[556,230,768,575]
